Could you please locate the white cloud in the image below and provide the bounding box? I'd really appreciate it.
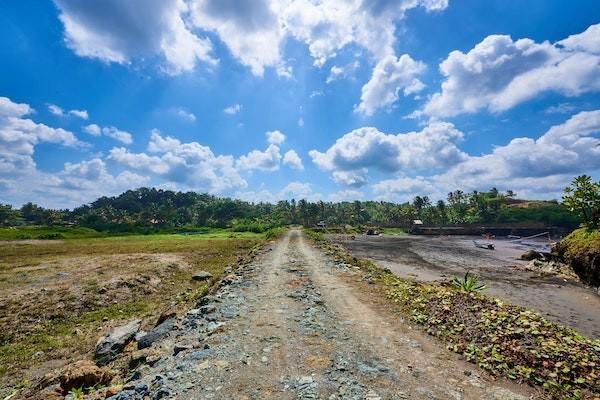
[328,189,364,202]
[83,124,133,144]
[558,23,600,54]
[0,97,148,208]
[0,96,85,177]
[48,104,89,119]
[372,110,600,201]
[102,127,133,145]
[83,123,101,136]
[283,0,446,67]
[265,130,286,145]
[108,130,247,193]
[236,144,281,171]
[309,122,467,186]
[48,104,65,117]
[189,0,284,76]
[372,175,440,202]
[283,149,304,170]
[332,170,368,187]
[326,61,360,83]
[0,156,149,209]
[224,103,242,115]
[424,23,600,117]
[54,0,217,75]
[355,54,425,116]
[53,0,449,79]
[173,107,197,122]
[185,0,447,76]
[69,109,89,119]
[280,181,313,199]
[544,103,576,115]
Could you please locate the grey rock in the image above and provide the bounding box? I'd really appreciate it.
[188,348,215,360]
[138,319,176,349]
[95,319,142,365]
[153,387,171,399]
[199,304,216,314]
[192,271,213,281]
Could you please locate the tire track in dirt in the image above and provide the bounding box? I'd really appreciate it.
[108,229,535,400]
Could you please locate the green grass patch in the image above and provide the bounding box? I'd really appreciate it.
[380,227,408,236]
[304,228,325,242]
[314,236,600,399]
[556,227,600,287]
[0,226,106,240]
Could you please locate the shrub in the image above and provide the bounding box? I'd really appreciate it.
[451,272,486,292]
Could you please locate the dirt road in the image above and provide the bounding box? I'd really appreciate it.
[111,229,534,399]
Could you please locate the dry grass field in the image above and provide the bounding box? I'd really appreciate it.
[0,232,262,394]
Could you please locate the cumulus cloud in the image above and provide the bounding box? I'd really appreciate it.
[48,103,89,119]
[283,149,304,170]
[188,0,284,76]
[266,130,286,145]
[372,110,600,201]
[309,122,467,186]
[372,175,440,202]
[53,0,448,78]
[1,156,149,208]
[54,0,216,75]
[0,96,147,207]
[280,181,313,199]
[236,144,281,171]
[108,130,246,193]
[356,54,425,116]
[424,23,600,117]
[0,96,86,176]
[328,189,364,202]
[83,124,133,144]
[224,104,242,115]
[185,0,447,76]
[283,0,446,67]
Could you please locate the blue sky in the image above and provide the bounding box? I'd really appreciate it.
[0,0,599,208]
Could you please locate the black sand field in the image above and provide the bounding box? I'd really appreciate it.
[329,234,600,339]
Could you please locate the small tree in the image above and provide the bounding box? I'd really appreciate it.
[563,175,600,228]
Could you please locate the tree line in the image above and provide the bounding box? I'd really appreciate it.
[0,183,584,232]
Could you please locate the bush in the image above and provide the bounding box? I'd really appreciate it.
[265,227,285,240]
[556,228,600,286]
[451,272,486,292]
[37,232,65,240]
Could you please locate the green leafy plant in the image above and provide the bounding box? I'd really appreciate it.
[451,272,486,292]
[68,387,84,399]
[563,175,600,228]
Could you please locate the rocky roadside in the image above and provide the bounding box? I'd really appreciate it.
[29,229,535,399]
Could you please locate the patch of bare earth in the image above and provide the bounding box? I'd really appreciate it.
[102,229,535,399]
[0,238,258,397]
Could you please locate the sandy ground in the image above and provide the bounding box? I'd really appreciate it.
[116,229,535,399]
[329,234,600,339]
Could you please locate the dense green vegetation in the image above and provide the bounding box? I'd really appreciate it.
[556,176,600,286]
[563,175,600,228]
[556,228,600,287]
[0,186,581,236]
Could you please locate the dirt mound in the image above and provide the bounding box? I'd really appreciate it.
[555,228,600,287]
